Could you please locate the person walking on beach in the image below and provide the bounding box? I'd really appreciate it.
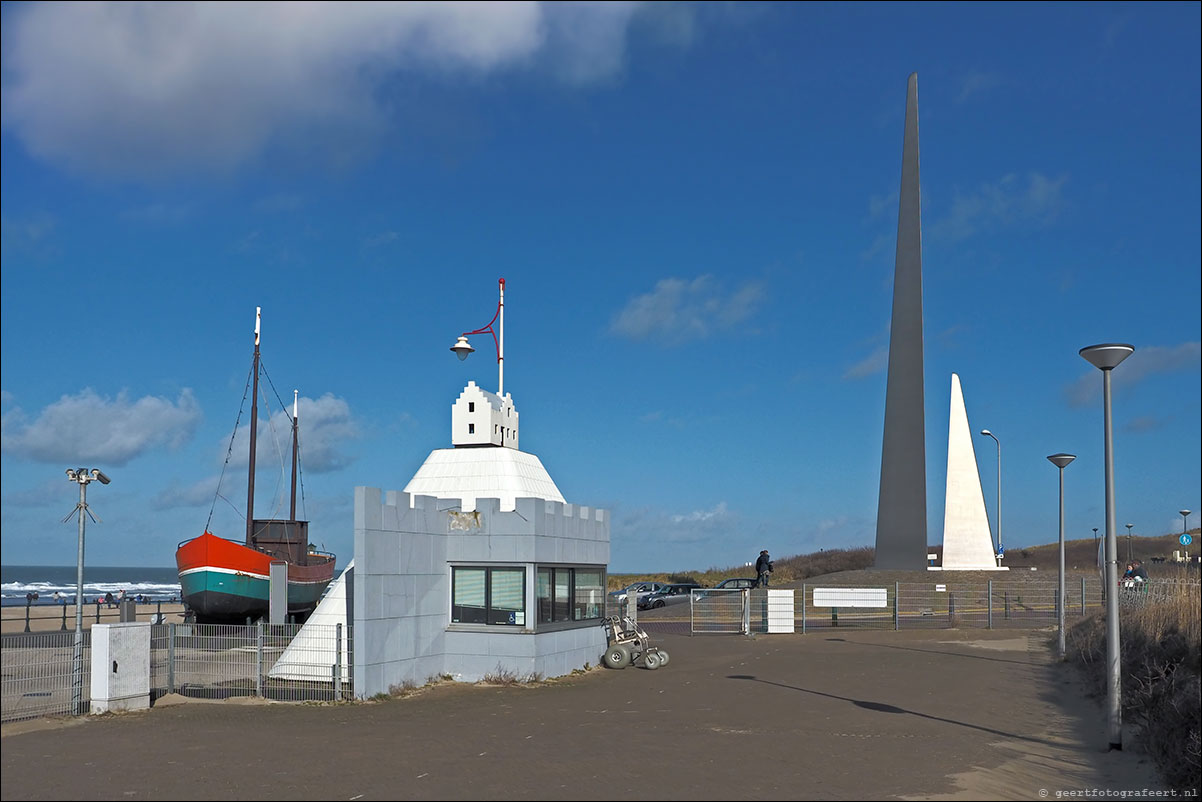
[756,550,773,587]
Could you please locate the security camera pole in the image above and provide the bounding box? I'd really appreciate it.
[64,467,110,716]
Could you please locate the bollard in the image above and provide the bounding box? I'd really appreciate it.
[156,601,163,625]
[24,600,32,633]
[832,607,838,627]
[95,601,101,623]
[61,603,68,632]
[949,592,956,624]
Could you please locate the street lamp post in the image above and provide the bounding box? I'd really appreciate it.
[980,429,1001,564]
[1125,523,1133,562]
[64,467,110,716]
[1080,342,1134,751]
[1048,453,1076,661]
[450,277,505,396]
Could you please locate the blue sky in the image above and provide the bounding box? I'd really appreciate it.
[2,2,1199,573]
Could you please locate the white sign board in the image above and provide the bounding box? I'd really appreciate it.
[812,587,888,608]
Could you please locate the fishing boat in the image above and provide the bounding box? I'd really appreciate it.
[175,308,336,623]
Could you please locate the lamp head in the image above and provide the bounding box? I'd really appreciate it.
[450,335,474,361]
[1046,453,1076,469]
[1079,343,1134,371]
[1180,509,1191,517]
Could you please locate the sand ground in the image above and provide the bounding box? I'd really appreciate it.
[0,626,1174,801]
[2,602,188,635]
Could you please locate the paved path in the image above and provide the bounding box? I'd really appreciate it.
[0,628,1165,801]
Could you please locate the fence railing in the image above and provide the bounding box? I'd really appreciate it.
[626,578,1201,635]
[2,622,352,724]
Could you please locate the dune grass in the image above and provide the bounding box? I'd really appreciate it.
[1066,581,1201,792]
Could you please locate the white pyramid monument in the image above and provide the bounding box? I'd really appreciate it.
[939,374,1007,571]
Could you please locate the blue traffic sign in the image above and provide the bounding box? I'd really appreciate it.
[1181,534,1193,546]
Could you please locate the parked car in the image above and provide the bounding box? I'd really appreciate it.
[608,581,667,607]
[638,582,703,610]
[697,577,757,599]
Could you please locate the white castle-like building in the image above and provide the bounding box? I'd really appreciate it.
[403,380,565,511]
[272,376,606,691]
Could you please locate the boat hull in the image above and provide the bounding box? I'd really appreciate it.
[176,532,335,623]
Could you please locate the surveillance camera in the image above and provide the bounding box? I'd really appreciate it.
[92,469,111,485]
[66,468,78,480]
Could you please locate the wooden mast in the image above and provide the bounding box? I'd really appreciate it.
[290,389,298,521]
[245,307,260,546]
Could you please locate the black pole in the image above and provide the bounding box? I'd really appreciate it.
[24,600,31,633]
[61,603,68,631]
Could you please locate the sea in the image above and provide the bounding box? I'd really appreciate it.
[0,564,181,607]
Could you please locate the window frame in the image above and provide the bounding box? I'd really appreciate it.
[536,565,606,631]
[450,565,527,628]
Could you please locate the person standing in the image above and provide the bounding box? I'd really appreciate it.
[755,550,773,587]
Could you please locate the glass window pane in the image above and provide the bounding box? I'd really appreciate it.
[553,570,570,621]
[490,569,525,626]
[537,568,552,623]
[573,569,603,620]
[452,568,487,624]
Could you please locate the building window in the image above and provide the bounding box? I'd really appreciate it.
[452,567,525,626]
[469,402,475,412]
[537,567,604,624]
[468,423,475,434]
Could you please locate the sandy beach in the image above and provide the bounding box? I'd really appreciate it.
[1,602,188,635]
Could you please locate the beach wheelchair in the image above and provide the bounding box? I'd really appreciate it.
[602,615,670,670]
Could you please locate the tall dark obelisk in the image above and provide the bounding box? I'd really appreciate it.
[874,73,927,570]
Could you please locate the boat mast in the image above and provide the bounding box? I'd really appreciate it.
[290,389,298,521]
[246,307,261,546]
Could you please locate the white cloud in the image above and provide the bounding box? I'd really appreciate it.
[614,500,737,548]
[227,393,358,473]
[1065,341,1201,407]
[930,172,1068,243]
[670,501,728,524]
[843,346,888,380]
[610,274,765,344]
[1,1,650,177]
[150,475,221,510]
[1,388,201,465]
[957,70,1004,102]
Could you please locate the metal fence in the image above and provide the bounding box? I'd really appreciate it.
[156,622,351,704]
[644,578,1202,635]
[0,631,90,722]
[2,622,352,724]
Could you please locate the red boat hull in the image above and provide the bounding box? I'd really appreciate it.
[176,531,335,623]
